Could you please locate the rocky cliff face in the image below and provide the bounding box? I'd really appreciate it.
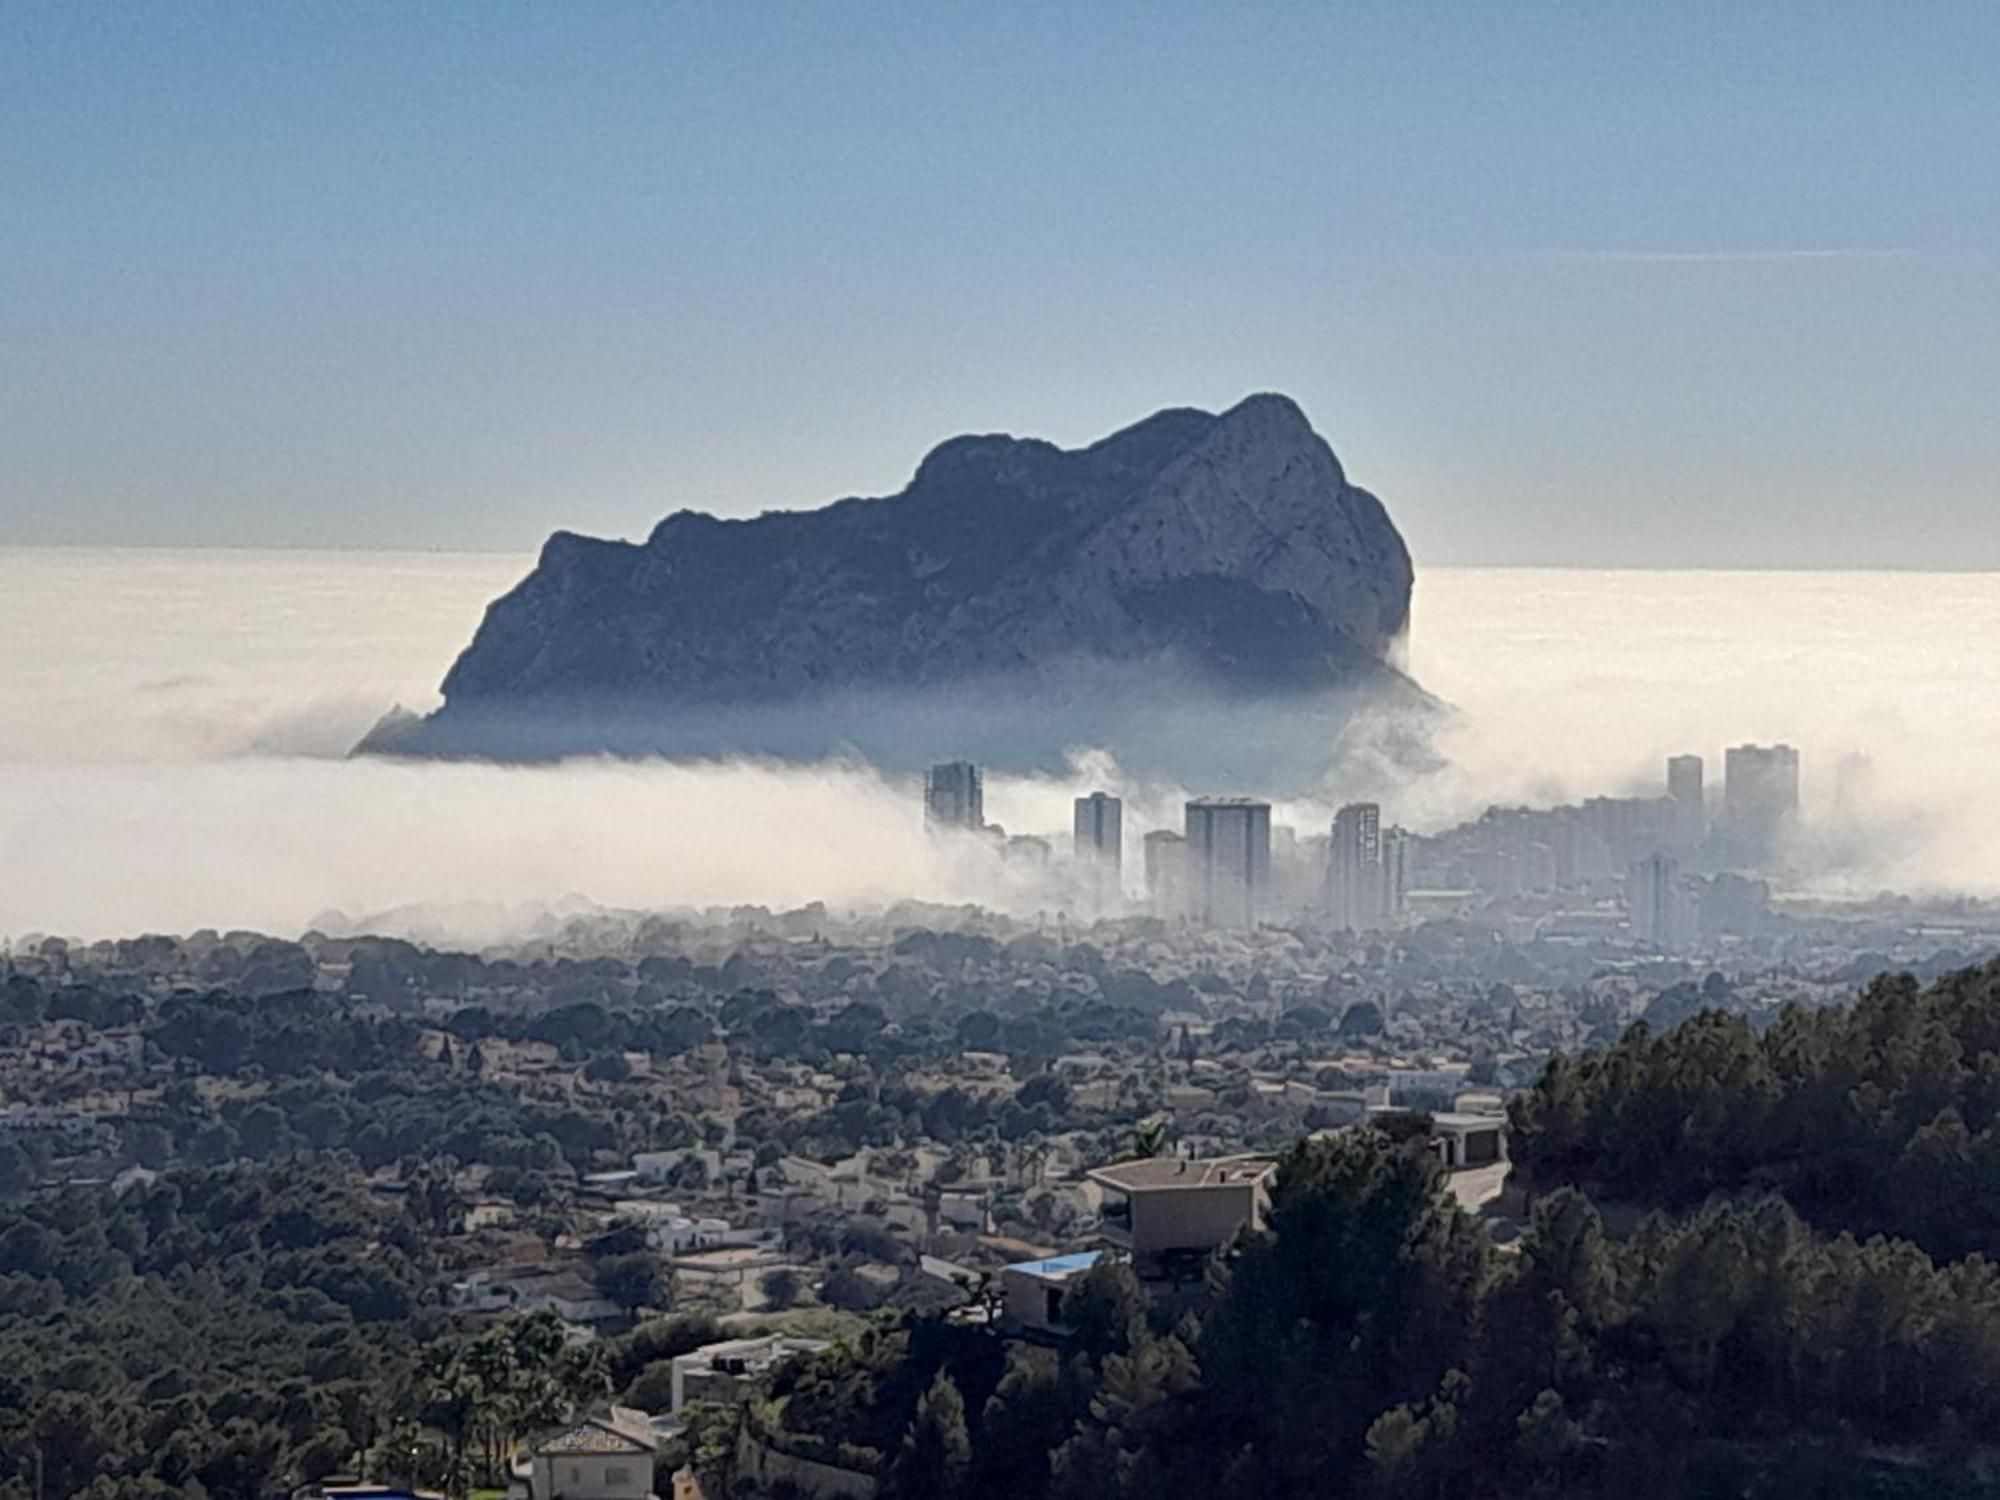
[369,394,1419,779]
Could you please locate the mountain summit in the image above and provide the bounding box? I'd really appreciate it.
[366,394,1419,779]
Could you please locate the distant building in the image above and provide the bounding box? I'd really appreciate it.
[1088,1155,1277,1273]
[1327,802,1383,930]
[924,761,984,832]
[1628,852,1694,950]
[1580,795,1675,871]
[1667,754,1706,850]
[1725,743,1800,848]
[1185,798,1272,927]
[1429,1112,1508,1171]
[1143,830,1189,918]
[1380,826,1410,923]
[1073,792,1122,906]
[1073,792,1122,869]
[526,1408,660,1500]
[610,1199,778,1256]
[1000,1250,1104,1336]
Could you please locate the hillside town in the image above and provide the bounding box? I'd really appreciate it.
[4,747,1998,1500]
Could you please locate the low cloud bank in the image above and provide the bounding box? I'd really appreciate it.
[5,555,2000,940]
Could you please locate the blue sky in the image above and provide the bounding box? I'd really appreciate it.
[2,2,1995,564]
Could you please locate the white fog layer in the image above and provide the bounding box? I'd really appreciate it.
[4,549,1998,937]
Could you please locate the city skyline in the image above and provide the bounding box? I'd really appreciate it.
[929,742,1803,947]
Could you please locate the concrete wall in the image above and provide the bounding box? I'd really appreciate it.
[735,1429,877,1500]
[531,1451,654,1499]
[1436,1123,1507,1170]
[1002,1269,1069,1333]
[1129,1182,1261,1258]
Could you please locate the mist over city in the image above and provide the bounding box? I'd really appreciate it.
[6,7,2000,1500]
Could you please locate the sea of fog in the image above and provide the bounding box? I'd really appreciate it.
[3,547,1997,940]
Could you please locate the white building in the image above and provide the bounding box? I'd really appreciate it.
[611,1200,776,1255]
[526,1408,659,1500]
[1000,1251,1103,1336]
[1327,802,1384,931]
[1184,798,1272,928]
[1088,1156,1276,1271]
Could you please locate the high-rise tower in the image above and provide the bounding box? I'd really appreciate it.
[1184,798,1272,928]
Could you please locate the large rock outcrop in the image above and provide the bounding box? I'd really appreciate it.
[367,393,1420,782]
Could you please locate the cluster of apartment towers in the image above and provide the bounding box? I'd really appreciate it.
[923,761,1412,930]
[924,743,1802,937]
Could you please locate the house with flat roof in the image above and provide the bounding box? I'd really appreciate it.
[1086,1156,1277,1272]
[1000,1250,1102,1336]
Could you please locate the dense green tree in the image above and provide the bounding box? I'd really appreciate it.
[887,1370,971,1500]
[1511,961,2000,1261]
[594,1253,669,1313]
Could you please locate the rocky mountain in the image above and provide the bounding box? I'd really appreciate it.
[366,393,1420,780]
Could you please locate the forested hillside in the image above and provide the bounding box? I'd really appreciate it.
[739,1129,1998,1500]
[743,965,2000,1499]
[1510,960,2000,1259]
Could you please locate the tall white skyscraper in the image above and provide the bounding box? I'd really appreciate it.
[1184,798,1271,928]
[1667,754,1706,851]
[924,761,983,832]
[1328,802,1383,931]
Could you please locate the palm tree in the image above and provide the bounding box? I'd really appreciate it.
[1128,1119,1169,1160]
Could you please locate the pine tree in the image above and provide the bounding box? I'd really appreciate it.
[889,1369,971,1499]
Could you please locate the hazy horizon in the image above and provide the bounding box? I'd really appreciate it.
[11,540,2000,576]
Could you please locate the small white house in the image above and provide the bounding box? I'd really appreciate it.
[1000,1251,1102,1336]
[526,1407,658,1500]
[610,1200,777,1255]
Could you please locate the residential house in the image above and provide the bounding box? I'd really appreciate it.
[525,1408,659,1500]
[1000,1251,1102,1337]
[1429,1112,1508,1170]
[1087,1156,1277,1273]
